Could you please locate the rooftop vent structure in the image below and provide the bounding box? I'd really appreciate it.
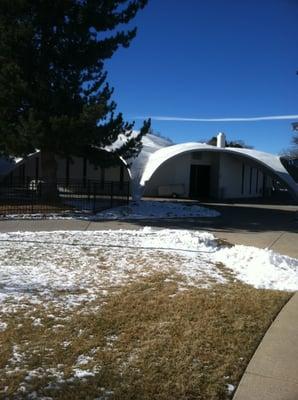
[217,132,226,148]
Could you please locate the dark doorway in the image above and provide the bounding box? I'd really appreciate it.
[189,165,210,198]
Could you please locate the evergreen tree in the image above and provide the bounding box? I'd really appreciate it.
[293,132,298,156]
[289,125,298,157]
[0,0,150,195]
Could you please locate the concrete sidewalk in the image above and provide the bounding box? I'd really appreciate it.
[0,219,297,257]
[233,292,298,400]
[0,209,297,257]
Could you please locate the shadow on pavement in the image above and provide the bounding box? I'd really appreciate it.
[112,203,298,234]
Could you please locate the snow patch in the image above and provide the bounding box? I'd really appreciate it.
[0,228,297,318]
[227,383,235,394]
[0,321,7,331]
[76,355,93,366]
[1,200,219,220]
[73,368,95,379]
[213,245,298,291]
[95,200,220,219]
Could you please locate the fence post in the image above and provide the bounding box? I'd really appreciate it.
[92,182,96,214]
[87,180,90,201]
[111,182,114,208]
[127,182,130,205]
[31,184,34,214]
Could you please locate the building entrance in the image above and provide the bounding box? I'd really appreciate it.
[189,165,210,198]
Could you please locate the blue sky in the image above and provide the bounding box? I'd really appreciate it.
[105,0,298,154]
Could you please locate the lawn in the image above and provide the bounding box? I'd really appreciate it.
[0,229,295,399]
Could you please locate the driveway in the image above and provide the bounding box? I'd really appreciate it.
[0,202,297,257]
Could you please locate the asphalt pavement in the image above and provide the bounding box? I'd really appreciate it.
[0,202,297,257]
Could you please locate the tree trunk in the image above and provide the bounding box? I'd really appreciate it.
[40,150,59,200]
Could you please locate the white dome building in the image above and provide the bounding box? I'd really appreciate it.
[1,132,298,202]
[126,133,298,202]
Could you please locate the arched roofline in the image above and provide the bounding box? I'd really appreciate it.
[91,146,132,179]
[139,143,298,200]
[112,155,132,179]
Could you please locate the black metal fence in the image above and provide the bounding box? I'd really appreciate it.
[0,178,130,216]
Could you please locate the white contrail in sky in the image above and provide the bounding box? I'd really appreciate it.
[135,114,298,122]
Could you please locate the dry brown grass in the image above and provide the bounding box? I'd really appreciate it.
[0,272,290,400]
[0,202,72,215]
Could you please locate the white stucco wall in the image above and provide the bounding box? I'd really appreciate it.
[7,153,129,184]
[219,154,258,198]
[59,159,128,182]
[217,154,274,199]
[144,153,190,197]
[143,150,276,200]
[218,154,242,198]
[144,151,219,198]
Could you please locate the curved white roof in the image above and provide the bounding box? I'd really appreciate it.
[128,138,298,199]
[0,156,23,176]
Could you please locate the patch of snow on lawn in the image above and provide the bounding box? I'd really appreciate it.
[213,245,298,291]
[0,200,219,221]
[76,355,93,366]
[0,228,297,315]
[9,345,24,364]
[0,321,7,331]
[0,229,225,311]
[73,369,95,379]
[95,200,220,219]
[226,383,235,394]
